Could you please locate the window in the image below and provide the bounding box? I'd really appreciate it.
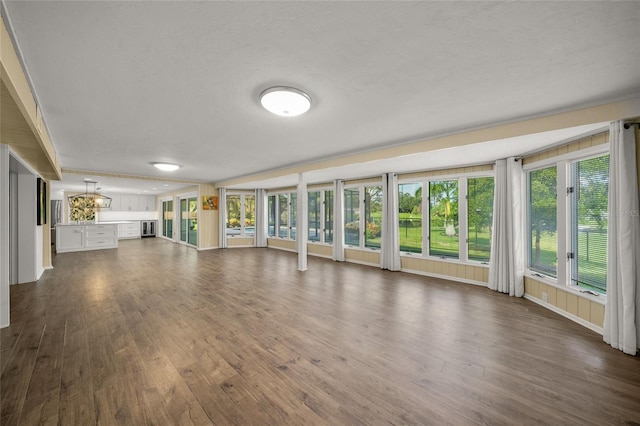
[570,155,609,293]
[226,193,255,237]
[267,192,296,240]
[467,177,494,262]
[344,188,360,246]
[278,194,289,238]
[429,180,459,258]
[398,183,422,253]
[308,191,321,242]
[162,200,173,238]
[324,190,334,244]
[268,195,275,237]
[365,186,382,249]
[528,166,557,277]
[308,190,334,244]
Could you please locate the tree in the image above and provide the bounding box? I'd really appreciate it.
[429,180,458,228]
[530,167,557,266]
[577,155,609,230]
[468,177,494,243]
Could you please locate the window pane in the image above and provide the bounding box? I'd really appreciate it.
[398,183,422,253]
[278,194,288,238]
[571,155,609,293]
[529,167,557,277]
[468,177,494,262]
[268,195,275,237]
[226,195,241,235]
[344,188,360,246]
[245,195,255,236]
[290,193,297,240]
[308,192,321,242]
[429,180,459,258]
[324,190,334,243]
[365,186,382,249]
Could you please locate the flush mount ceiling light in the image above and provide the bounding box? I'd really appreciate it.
[152,162,181,171]
[260,86,311,117]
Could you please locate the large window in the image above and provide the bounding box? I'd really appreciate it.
[365,186,382,249]
[267,192,296,240]
[467,177,494,262]
[570,155,609,293]
[528,166,557,277]
[398,183,422,253]
[344,185,382,249]
[226,193,255,237]
[344,188,360,246]
[308,190,334,244]
[429,180,459,258]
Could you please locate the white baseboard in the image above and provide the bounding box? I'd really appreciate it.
[401,268,487,287]
[197,246,219,251]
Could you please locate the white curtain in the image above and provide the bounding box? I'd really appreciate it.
[488,157,524,297]
[381,173,401,271]
[218,188,227,249]
[297,174,308,271]
[604,121,640,355]
[255,189,268,248]
[332,179,345,262]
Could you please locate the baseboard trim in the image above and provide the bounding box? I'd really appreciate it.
[401,268,487,287]
[524,294,603,335]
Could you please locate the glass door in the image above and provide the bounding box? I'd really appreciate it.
[179,196,198,247]
[162,200,173,239]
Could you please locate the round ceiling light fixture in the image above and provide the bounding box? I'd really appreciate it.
[260,86,311,117]
[152,162,181,171]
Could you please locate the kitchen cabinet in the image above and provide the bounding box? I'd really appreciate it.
[120,195,139,211]
[56,224,118,253]
[118,221,141,239]
[139,195,157,212]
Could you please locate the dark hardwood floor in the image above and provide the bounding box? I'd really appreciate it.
[1,238,639,425]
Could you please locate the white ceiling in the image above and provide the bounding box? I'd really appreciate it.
[3,1,639,191]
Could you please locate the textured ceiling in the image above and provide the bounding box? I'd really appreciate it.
[3,1,640,187]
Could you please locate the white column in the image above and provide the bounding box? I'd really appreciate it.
[297,173,308,271]
[0,145,10,328]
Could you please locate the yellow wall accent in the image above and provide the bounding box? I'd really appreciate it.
[400,256,489,283]
[524,276,604,328]
[400,164,494,181]
[198,183,218,249]
[1,20,61,180]
[308,243,332,257]
[267,238,296,251]
[522,131,609,165]
[344,249,380,265]
[227,237,254,247]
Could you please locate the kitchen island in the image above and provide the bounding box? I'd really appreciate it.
[55,223,118,253]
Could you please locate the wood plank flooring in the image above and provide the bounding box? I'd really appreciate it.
[2,238,640,425]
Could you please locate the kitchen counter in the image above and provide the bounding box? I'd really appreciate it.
[56,223,118,253]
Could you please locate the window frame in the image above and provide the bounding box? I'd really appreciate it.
[343,183,383,251]
[397,171,494,265]
[522,143,610,299]
[225,192,256,238]
[267,191,297,240]
[307,187,334,245]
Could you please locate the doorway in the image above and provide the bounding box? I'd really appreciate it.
[179,195,198,247]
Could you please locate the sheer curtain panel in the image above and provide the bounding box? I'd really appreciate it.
[604,121,640,355]
[332,180,345,262]
[218,188,227,248]
[381,173,401,270]
[488,158,524,296]
[255,189,268,248]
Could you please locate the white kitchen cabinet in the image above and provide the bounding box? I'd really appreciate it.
[56,225,84,252]
[120,195,139,211]
[107,194,121,210]
[117,221,141,239]
[56,224,118,253]
[140,195,157,212]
